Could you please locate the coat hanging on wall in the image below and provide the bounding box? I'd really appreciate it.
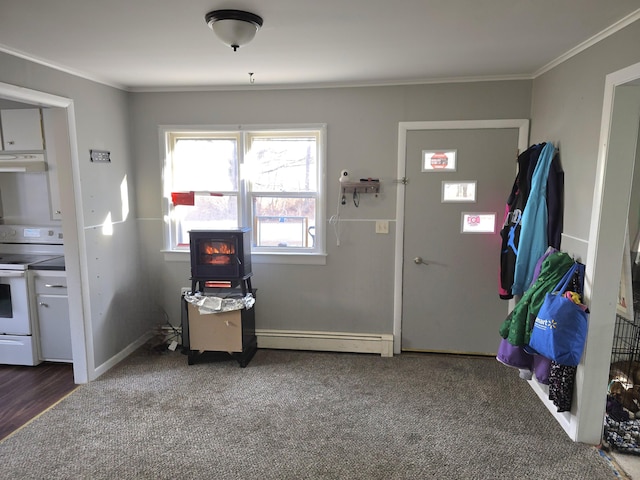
[498,142,564,298]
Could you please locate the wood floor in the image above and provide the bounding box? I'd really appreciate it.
[0,362,77,441]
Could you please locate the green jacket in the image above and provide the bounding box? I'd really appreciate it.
[499,251,575,346]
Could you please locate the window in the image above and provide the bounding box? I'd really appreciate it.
[162,125,326,258]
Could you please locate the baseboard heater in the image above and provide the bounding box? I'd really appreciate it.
[255,329,393,357]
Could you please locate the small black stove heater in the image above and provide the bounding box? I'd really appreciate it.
[184,227,257,368]
[189,228,253,294]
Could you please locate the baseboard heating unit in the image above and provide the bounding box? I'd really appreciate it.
[255,329,393,357]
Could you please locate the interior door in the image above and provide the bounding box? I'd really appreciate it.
[401,128,520,354]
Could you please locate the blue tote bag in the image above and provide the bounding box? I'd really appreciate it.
[528,262,588,366]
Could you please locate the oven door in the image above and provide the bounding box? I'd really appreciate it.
[0,270,31,335]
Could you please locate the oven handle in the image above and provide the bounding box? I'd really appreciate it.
[0,270,25,278]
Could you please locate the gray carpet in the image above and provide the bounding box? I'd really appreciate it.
[0,348,618,479]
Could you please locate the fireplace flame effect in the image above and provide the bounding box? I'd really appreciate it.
[203,242,235,255]
[201,241,236,265]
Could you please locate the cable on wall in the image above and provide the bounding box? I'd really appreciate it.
[329,189,343,246]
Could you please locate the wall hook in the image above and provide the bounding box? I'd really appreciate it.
[248,72,255,84]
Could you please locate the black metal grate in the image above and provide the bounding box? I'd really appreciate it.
[609,290,640,387]
[611,315,640,362]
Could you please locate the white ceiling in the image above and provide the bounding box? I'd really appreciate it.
[1,1,639,91]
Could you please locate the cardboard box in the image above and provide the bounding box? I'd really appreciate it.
[187,303,243,352]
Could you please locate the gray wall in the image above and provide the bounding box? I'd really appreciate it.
[3,17,637,374]
[0,52,157,369]
[0,48,532,372]
[529,19,640,442]
[530,20,640,242]
[130,82,532,332]
[629,111,640,254]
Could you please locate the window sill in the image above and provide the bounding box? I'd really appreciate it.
[162,250,327,266]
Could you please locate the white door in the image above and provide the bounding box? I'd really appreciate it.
[401,127,522,354]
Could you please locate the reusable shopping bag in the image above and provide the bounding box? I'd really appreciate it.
[528,262,588,366]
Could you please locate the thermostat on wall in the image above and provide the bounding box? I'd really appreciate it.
[90,149,111,163]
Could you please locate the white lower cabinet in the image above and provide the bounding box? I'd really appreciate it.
[33,272,72,362]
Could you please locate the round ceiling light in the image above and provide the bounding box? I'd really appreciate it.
[205,9,263,52]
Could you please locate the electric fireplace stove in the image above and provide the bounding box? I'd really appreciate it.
[189,228,252,293]
[185,227,257,367]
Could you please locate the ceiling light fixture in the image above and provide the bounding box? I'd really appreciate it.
[205,9,263,52]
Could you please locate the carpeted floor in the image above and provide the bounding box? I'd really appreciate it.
[0,348,621,479]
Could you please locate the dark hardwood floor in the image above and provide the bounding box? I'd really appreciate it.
[0,362,77,441]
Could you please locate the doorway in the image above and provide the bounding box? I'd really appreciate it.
[393,120,530,354]
[0,82,88,383]
[579,64,640,444]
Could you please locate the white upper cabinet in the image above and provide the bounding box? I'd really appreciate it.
[0,109,44,151]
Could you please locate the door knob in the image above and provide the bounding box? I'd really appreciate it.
[413,256,428,265]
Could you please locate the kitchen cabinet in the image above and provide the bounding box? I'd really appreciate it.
[33,271,72,362]
[0,109,44,151]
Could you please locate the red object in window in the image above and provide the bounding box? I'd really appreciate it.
[171,191,195,206]
[171,191,223,205]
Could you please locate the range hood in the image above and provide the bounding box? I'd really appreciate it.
[0,153,46,173]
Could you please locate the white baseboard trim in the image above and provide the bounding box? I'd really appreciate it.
[256,329,394,357]
[91,331,155,380]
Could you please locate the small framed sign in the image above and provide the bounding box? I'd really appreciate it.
[90,149,111,163]
[461,212,496,233]
[422,149,457,172]
[442,181,476,203]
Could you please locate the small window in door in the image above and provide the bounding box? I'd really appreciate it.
[461,212,495,233]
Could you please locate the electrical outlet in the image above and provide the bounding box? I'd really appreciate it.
[375,220,389,234]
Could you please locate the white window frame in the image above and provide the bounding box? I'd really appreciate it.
[160,124,327,265]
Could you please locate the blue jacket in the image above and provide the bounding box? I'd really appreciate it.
[511,142,555,295]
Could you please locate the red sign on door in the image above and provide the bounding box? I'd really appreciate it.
[430,152,449,169]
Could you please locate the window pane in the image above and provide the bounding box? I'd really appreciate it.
[173,138,238,192]
[164,126,325,255]
[174,195,238,246]
[248,136,317,192]
[253,196,316,247]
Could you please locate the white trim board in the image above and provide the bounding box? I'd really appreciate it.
[256,329,393,357]
[93,331,155,379]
